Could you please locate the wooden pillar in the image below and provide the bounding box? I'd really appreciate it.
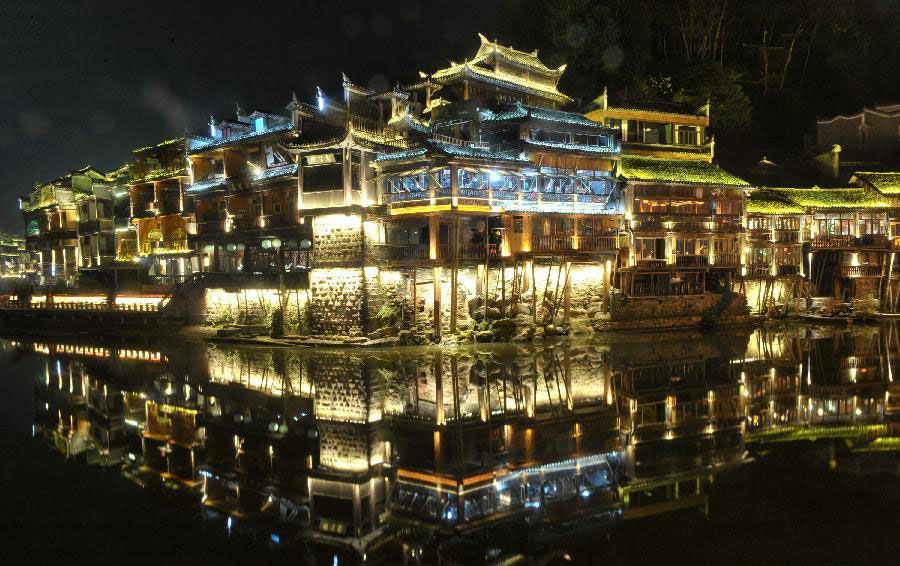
[563,261,572,323]
[411,267,417,329]
[435,351,444,425]
[531,260,537,324]
[433,266,442,340]
[450,213,459,333]
[342,146,352,206]
[429,215,439,260]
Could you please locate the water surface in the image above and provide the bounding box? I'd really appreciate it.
[1,324,898,565]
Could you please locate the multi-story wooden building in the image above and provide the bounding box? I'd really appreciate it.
[585,91,749,298]
[373,36,622,337]
[127,138,191,278]
[20,166,120,284]
[746,185,892,304]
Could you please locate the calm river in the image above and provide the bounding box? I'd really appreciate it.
[0,323,898,565]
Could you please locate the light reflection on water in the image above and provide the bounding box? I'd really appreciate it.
[5,322,900,565]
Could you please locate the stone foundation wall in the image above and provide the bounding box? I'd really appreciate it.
[201,288,309,332]
[312,213,363,265]
[309,268,365,336]
[599,292,751,330]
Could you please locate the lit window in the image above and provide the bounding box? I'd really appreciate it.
[255,117,266,133]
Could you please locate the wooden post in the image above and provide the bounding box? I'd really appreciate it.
[450,213,459,333]
[563,261,572,323]
[411,267,417,329]
[531,260,537,324]
[433,266,442,340]
[501,259,507,318]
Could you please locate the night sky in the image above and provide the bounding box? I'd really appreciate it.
[0,0,519,231]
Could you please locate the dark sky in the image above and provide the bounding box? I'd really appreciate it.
[0,0,520,231]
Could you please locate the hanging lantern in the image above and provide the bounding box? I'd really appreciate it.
[235,243,246,252]
[271,238,282,249]
[299,238,312,250]
[226,243,236,252]
[203,244,214,254]
[261,239,272,249]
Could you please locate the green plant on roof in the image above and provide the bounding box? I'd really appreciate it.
[854,172,900,195]
[621,157,748,186]
[748,186,890,213]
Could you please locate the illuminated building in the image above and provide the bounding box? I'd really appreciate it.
[586,90,749,298]
[127,137,191,277]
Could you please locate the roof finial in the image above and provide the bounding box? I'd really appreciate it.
[235,102,245,116]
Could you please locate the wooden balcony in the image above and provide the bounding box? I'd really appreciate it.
[812,234,890,249]
[713,253,740,267]
[746,264,771,277]
[674,255,709,268]
[776,264,802,276]
[811,235,855,248]
[630,280,705,297]
[774,230,801,244]
[841,264,883,278]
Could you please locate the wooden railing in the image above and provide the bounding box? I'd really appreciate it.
[674,255,709,267]
[774,230,801,243]
[575,235,618,252]
[631,280,705,297]
[811,235,855,248]
[776,264,802,276]
[635,259,668,269]
[2,300,163,312]
[713,253,740,267]
[841,265,882,277]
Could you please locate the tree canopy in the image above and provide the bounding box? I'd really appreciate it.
[498,0,900,153]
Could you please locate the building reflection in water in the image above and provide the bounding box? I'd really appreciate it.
[13,322,900,564]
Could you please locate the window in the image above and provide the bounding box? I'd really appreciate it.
[530,129,569,143]
[513,217,523,234]
[273,203,282,214]
[255,117,266,133]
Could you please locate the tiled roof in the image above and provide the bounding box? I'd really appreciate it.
[485,101,605,128]
[620,156,748,186]
[189,124,293,153]
[748,186,890,213]
[524,139,618,154]
[852,171,900,195]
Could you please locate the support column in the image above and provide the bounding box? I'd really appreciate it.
[429,215,440,260]
[563,261,571,323]
[435,351,444,425]
[450,213,459,333]
[342,146,352,206]
[433,266,442,340]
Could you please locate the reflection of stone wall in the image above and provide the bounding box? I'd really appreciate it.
[318,422,370,472]
[310,268,365,336]
[312,213,362,265]
[311,356,370,422]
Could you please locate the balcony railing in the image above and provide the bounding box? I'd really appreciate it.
[713,253,740,267]
[302,189,363,208]
[384,189,609,213]
[674,255,709,267]
[746,264,772,276]
[774,230,800,243]
[635,259,668,269]
[776,264,802,276]
[630,280,705,297]
[575,235,618,252]
[196,220,225,235]
[841,265,882,278]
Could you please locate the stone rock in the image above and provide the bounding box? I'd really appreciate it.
[475,330,494,343]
